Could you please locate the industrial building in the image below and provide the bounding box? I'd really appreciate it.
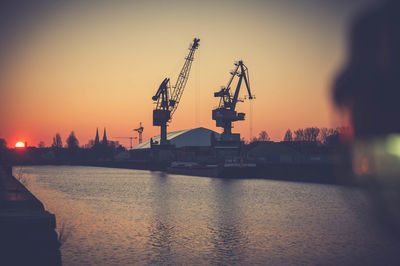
[133,127,220,149]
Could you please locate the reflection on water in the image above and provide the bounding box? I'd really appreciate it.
[208,179,249,265]
[17,166,400,265]
[147,172,176,265]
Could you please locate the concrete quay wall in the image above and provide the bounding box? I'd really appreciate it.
[0,165,61,266]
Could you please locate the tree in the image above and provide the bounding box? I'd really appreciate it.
[319,128,336,144]
[258,130,270,141]
[319,128,328,143]
[52,133,63,149]
[312,127,320,142]
[319,127,339,144]
[250,137,258,143]
[0,138,6,162]
[0,138,6,150]
[294,129,304,141]
[66,131,79,150]
[283,129,293,142]
[325,129,340,146]
[85,140,95,149]
[304,127,320,142]
[38,141,45,148]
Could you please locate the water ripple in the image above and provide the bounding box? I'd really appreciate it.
[16,166,400,265]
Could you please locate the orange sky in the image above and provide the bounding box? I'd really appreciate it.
[0,0,376,148]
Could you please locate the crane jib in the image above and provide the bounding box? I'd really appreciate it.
[153,38,200,120]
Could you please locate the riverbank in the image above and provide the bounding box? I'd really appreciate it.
[0,165,61,265]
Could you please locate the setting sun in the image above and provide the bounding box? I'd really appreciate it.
[15,141,25,148]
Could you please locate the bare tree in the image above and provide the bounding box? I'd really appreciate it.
[250,137,258,143]
[66,131,79,150]
[304,128,311,141]
[283,129,293,142]
[312,127,320,142]
[294,129,304,141]
[325,128,340,145]
[52,133,63,149]
[319,128,336,144]
[319,128,328,143]
[258,131,270,141]
[319,127,339,144]
[304,127,320,142]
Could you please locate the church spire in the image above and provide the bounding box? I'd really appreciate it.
[102,127,108,145]
[94,128,100,146]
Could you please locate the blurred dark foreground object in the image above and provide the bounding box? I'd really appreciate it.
[333,0,400,237]
[333,0,400,138]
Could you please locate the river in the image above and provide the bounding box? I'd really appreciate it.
[15,166,400,265]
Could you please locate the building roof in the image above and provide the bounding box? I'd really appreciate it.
[133,127,220,149]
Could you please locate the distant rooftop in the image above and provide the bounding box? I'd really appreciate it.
[133,127,220,149]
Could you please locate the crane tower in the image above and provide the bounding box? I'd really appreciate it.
[212,60,254,145]
[152,38,200,146]
[133,122,144,144]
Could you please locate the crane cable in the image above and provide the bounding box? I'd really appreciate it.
[250,99,253,143]
[195,48,200,126]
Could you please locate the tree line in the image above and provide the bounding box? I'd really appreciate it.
[50,132,79,150]
[45,131,123,162]
[251,127,342,145]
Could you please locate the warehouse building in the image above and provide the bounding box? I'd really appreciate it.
[133,127,220,149]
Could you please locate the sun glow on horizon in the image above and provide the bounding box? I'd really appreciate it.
[15,141,25,148]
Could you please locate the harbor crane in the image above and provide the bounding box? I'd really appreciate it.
[212,60,254,143]
[133,122,144,144]
[152,38,200,146]
[114,136,137,150]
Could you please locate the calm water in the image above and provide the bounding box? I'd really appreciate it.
[15,166,400,265]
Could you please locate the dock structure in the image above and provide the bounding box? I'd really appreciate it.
[0,165,61,265]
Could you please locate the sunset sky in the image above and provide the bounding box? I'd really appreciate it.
[0,0,376,148]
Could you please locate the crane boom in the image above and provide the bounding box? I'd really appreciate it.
[169,38,200,116]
